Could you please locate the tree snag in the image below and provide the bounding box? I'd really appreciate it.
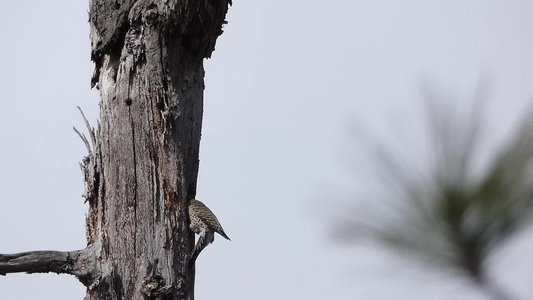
[0,0,231,299]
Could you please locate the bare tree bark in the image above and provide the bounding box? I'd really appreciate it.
[0,0,230,299]
[85,0,230,299]
[0,247,95,284]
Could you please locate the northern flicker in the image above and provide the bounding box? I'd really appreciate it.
[189,199,230,262]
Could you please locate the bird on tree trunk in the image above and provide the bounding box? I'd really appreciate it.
[189,199,230,262]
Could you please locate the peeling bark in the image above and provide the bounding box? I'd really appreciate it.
[0,0,230,299]
[84,0,231,299]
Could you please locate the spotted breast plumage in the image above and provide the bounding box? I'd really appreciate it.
[189,199,230,261]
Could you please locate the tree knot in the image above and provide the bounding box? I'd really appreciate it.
[141,274,173,299]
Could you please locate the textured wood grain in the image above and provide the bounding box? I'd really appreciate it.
[85,0,231,299]
[0,248,95,285]
[0,1,229,298]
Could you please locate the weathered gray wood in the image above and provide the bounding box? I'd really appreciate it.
[0,0,229,298]
[84,0,231,299]
[0,247,96,286]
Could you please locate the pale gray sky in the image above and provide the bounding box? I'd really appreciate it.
[1,1,533,299]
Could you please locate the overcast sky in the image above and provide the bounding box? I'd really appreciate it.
[1,1,533,299]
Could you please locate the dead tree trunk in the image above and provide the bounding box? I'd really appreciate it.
[0,0,230,299]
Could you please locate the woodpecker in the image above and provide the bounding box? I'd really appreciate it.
[189,199,230,261]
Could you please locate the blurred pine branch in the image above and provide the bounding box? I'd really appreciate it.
[336,92,533,300]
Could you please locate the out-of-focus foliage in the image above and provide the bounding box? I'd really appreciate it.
[336,94,533,300]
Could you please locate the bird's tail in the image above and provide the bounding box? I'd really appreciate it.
[218,229,231,241]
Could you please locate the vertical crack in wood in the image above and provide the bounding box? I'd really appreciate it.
[128,104,139,279]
